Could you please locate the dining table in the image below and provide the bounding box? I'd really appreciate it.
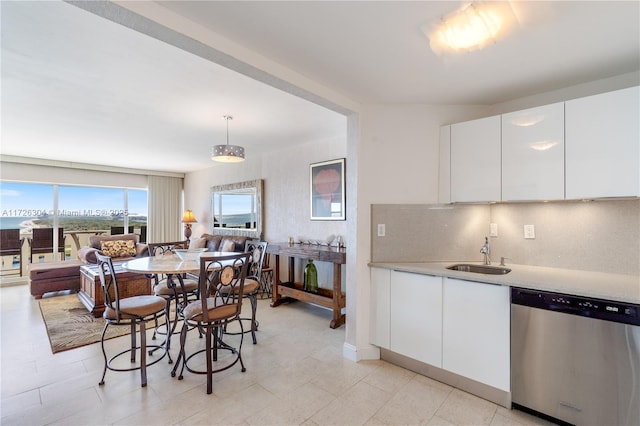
[122,251,249,379]
[122,253,202,278]
[121,252,230,352]
[121,251,239,319]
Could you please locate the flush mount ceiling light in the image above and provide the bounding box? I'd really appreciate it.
[530,140,559,151]
[424,1,518,55]
[212,115,245,163]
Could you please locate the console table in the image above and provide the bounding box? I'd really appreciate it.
[78,261,151,317]
[267,243,346,328]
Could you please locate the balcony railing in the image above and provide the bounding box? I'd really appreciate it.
[0,228,146,284]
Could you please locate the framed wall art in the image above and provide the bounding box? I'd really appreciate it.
[310,158,345,221]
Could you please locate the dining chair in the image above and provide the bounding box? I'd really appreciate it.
[95,253,169,387]
[259,252,274,299]
[0,229,24,276]
[147,240,198,350]
[27,227,65,262]
[171,252,251,394]
[139,225,147,243]
[222,240,267,344]
[110,225,133,235]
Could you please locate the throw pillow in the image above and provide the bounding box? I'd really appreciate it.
[101,239,136,258]
[189,237,206,249]
[220,239,235,252]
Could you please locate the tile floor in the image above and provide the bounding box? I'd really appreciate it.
[0,284,554,425]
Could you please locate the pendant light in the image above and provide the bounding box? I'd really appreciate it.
[211,115,245,163]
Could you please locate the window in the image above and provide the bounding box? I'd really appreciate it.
[0,182,54,231]
[0,181,148,260]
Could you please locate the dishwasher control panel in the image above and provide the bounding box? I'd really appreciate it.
[512,287,640,326]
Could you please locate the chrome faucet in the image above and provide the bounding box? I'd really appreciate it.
[480,237,491,265]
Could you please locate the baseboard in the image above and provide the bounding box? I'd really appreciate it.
[0,277,28,287]
[381,348,511,408]
[343,342,381,362]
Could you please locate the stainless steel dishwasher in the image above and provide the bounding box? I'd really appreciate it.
[511,287,640,426]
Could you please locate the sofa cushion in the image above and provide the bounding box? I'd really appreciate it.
[79,233,148,264]
[220,239,235,252]
[199,234,252,253]
[201,234,222,251]
[101,239,136,257]
[89,233,138,249]
[189,236,207,249]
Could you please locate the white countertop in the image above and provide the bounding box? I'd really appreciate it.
[369,261,640,305]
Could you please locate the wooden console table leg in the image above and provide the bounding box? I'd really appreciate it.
[270,254,283,307]
[330,263,346,329]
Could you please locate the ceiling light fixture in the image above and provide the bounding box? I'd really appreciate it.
[530,140,558,151]
[212,115,245,163]
[424,1,517,55]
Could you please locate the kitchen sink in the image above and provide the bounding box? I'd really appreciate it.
[446,264,511,275]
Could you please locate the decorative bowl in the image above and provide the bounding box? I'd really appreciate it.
[174,248,207,261]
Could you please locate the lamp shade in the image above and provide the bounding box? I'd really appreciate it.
[211,144,245,162]
[181,209,197,223]
[212,115,245,163]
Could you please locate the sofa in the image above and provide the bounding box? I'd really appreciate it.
[189,233,253,253]
[29,234,149,299]
[77,233,149,264]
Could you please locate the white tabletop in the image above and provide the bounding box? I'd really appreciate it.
[122,255,198,275]
[122,251,240,275]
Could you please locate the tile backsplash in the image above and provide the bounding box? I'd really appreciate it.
[371,199,639,276]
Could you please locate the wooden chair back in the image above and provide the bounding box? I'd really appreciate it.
[110,226,133,235]
[0,229,23,255]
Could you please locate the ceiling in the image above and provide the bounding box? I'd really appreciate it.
[2,1,639,174]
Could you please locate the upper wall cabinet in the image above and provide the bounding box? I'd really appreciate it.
[502,102,565,201]
[438,125,451,204]
[565,86,639,199]
[450,116,501,202]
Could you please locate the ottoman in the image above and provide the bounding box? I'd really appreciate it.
[29,260,83,299]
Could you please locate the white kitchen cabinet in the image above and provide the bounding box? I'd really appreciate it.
[502,102,565,201]
[565,86,640,199]
[438,125,451,204]
[451,116,501,202]
[390,270,442,367]
[442,278,510,391]
[369,267,390,349]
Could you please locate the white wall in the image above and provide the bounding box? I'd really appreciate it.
[184,134,348,289]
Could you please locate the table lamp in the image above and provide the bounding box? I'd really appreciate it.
[181,209,197,240]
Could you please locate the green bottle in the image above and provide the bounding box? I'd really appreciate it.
[303,259,318,293]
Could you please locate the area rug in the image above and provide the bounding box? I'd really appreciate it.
[39,294,130,354]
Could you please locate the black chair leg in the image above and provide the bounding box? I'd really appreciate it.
[140,321,147,387]
[98,323,109,386]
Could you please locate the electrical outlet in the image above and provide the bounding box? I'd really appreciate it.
[524,224,535,239]
[490,223,498,237]
[377,224,386,237]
